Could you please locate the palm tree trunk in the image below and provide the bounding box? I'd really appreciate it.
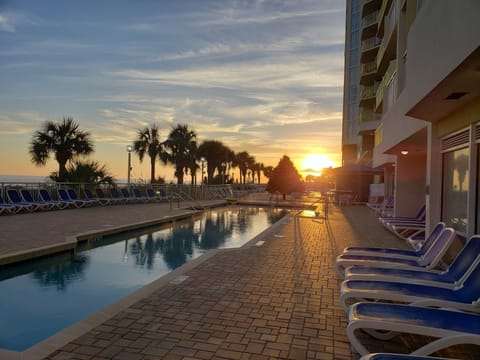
[150,158,156,183]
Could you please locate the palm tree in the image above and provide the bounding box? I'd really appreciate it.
[132,124,164,184]
[50,160,115,184]
[197,140,233,184]
[163,124,197,184]
[29,116,94,182]
[252,162,264,184]
[234,151,255,184]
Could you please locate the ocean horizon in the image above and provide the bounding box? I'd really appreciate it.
[0,174,53,184]
[0,174,142,184]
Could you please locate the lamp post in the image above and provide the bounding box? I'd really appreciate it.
[127,145,133,188]
[200,157,206,185]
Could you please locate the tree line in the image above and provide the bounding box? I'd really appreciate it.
[29,117,274,185]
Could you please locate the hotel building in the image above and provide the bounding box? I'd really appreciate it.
[342,0,480,238]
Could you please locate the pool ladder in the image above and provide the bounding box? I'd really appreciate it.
[172,191,205,211]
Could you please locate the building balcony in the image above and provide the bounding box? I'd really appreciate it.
[361,36,382,62]
[376,0,398,74]
[376,59,397,113]
[359,107,382,136]
[360,60,377,85]
[360,85,377,107]
[361,10,379,40]
[362,0,382,17]
[377,0,393,37]
[374,122,383,147]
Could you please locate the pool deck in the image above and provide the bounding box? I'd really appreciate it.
[0,194,475,359]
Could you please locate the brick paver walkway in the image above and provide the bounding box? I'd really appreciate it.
[2,199,475,359]
[44,213,356,360]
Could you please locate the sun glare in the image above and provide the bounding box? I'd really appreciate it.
[302,154,335,175]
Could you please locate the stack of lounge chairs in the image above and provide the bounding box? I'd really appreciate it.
[0,186,175,215]
[335,223,480,357]
[369,197,427,244]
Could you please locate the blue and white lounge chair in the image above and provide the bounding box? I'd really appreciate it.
[119,188,137,203]
[67,188,99,207]
[83,188,109,206]
[344,235,480,288]
[360,354,451,360]
[108,188,128,203]
[340,248,480,312]
[380,204,426,226]
[57,188,88,208]
[380,205,426,235]
[19,188,55,211]
[146,188,162,202]
[38,189,70,209]
[132,188,149,202]
[95,188,121,205]
[6,189,38,212]
[0,194,16,215]
[335,227,455,278]
[347,302,480,356]
[340,222,445,259]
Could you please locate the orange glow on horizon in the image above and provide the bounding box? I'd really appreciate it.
[301,154,337,176]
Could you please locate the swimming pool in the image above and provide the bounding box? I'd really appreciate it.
[0,206,288,352]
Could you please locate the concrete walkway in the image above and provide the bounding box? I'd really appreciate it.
[0,199,475,359]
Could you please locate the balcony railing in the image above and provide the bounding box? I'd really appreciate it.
[378,0,397,62]
[376,59,397,110]
[360,85,376,101]
[362,36,382,52]
[377,0,392,34]
[361,60,377,77]
[374,123,384,147]
[359,108,375,123]
[362,10,379,29]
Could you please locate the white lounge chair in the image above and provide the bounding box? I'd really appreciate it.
[347,302,480,356]
[340,247,480,312]
[344,235,480,289]
[335,227,455,278]
[0,194,16,215]
[359,354,451,360]
[340,222,445,259]
[6,189,38,213]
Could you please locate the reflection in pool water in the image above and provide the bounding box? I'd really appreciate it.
[0,206,288,351]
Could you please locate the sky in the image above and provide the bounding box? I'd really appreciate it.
[0,0,346,182]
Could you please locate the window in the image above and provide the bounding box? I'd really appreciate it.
[442,147,469,234]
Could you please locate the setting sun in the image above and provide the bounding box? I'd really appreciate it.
[302,154,336,176]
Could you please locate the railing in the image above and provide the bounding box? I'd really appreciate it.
[376,59,397,110]
[377,0,392,34]
[377,0,397,65]
[172,190,205,210]
[361,60,377,77]
[359,108,375,123]
[362,10,379,29]
[375,123,384,146]
[0,181,266,204]
[360,85,376,100]
[362,36,382,52]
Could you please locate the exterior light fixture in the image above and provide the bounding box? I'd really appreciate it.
[127,145,133,187]
[200,157,206,185]
[400,150,409,155]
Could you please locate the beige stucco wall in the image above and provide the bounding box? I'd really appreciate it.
[405,0,480,111]
[437,99,480,137]
[394,152,426,217]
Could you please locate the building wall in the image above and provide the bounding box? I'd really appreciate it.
[341,0,362,164]
[395,152,426,216]
[405,0,480,111]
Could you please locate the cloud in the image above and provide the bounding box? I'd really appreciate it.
[0,13,14,32]
[0,112,48,135]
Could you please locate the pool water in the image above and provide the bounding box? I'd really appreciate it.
[0,206,288,352]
